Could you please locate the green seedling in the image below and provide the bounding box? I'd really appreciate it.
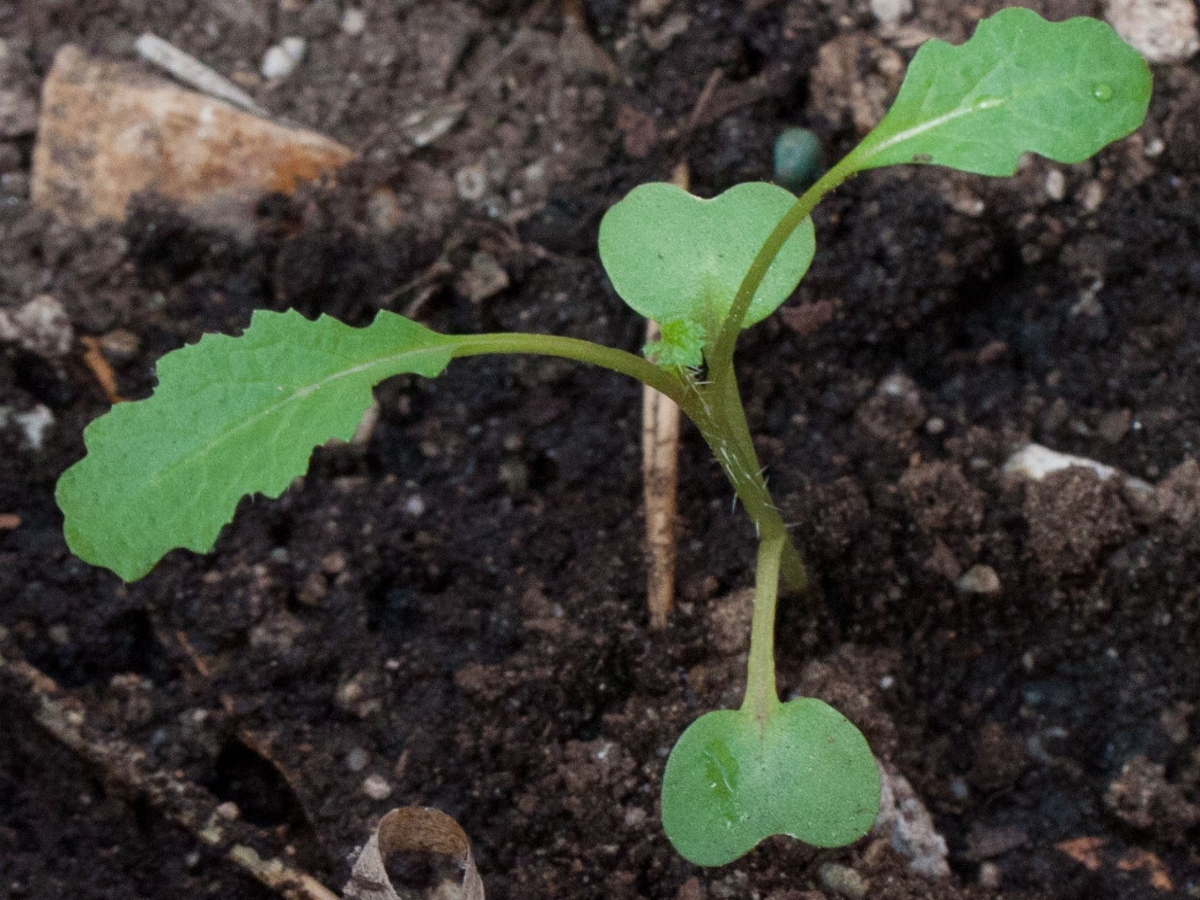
[56,9,1149,868]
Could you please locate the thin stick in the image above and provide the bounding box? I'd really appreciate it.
[642,161,690,629]
[0,631,338,900]
[134,34,267,117]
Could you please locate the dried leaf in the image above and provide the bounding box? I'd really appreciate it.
[344,807,484,900]
[1117,848,1174,892]
[1055,836,1107,872]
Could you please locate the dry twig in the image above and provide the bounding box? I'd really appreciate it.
[642,162,690,629]
[0,629,338,900]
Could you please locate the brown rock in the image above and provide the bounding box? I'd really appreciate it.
[32,45,353,233]
[809,32,904,135]
[900,461,985,534]
[1105,754,1200,836]
[1022,468,1131,576]
[707,588,754,657]
[1154,459,1200,526]
[0,88,37,138]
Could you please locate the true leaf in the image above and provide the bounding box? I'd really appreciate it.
[844,7,1151,176]
[56,309,452,581]
[643,319,707,368]
[598,182,816,343]
[661,699,880,867]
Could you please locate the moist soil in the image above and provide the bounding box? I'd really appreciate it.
[3,1,1200,898]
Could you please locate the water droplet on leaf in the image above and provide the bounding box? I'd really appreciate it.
[1092,83,1114,102]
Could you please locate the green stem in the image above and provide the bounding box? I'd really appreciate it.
[700,370,807,593]
[709,157,859,375]
[448,330,808,590]
[741,533,785,725]
[446,332,703,421]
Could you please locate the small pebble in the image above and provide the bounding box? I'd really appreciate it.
[341,8,366,36]
[498,458,529,495]
[362,774,392,800]
[366,188,403,232]
[346,747,370,772]
[1044,169,1066,201]
[261,37,306,80]
[215,801,240,821]
[321,551,347,575]
[623,806,647,828]
[979,861,1002,889]
[956,564,1001,595]
[456,251,510,304]
[0,294,73,358]
[773,128,823,190]
[635,0,672,17]
[1079,180,1105,213]
[454,163,488,201]
[869,0,912,26]
[14,405,54,451]
[98,329,139,363]
[820,862,867,900]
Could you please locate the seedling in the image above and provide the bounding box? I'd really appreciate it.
[57,9,1148,868]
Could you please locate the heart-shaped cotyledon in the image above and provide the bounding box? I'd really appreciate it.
[597,182,816,337]
[661,698,880,867]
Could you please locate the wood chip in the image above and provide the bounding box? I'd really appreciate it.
[1055,836,1106,871]
[80,336,124,404]
[1117,847,1174,892]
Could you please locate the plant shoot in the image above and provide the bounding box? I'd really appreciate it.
[56,8,1149,867]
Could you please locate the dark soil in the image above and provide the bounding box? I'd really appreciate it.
[3,1,1200,898]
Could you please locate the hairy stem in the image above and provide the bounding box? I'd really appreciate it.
[449,330,808,591]
[696,368,808,593]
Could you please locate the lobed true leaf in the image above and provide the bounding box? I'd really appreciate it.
[56,309,452,581]
[844,7,1152,176]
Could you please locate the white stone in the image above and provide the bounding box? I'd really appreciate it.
[261,37,307,80]
[1004,443,1115,482]
[362,774,392,800]
[341,9,367,36]
[1104,0,1199,64]
[14,404,54,450]
[820,862,868,899]
[346,747,370,772]
[956,564,1001,595]
[873,762,951,878]
[0,295,73,357]
[454,163,488,201]
[870,0,913,26]
[1003,443,1153,494]
[1045,169,1066,201]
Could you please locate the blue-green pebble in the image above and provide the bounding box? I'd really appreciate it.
[773,128,824,190]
